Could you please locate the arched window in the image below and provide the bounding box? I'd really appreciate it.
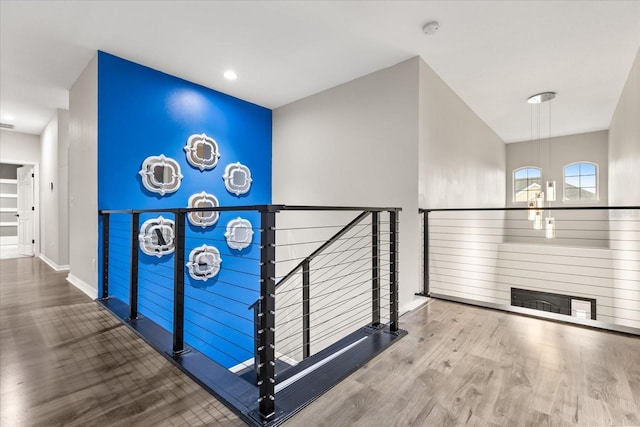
[513,167,541,202]
[564,162,598,201]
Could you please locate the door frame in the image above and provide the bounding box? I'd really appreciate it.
[0,160,39,256]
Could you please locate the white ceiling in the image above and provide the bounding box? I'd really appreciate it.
[1,1,639,142]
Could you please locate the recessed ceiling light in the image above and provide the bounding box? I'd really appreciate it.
[224,70,238,80]
[3,114,14,121]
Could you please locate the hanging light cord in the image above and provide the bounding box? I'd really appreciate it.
[547,100,552,218]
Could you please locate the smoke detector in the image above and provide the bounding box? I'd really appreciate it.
[423,21,440,35]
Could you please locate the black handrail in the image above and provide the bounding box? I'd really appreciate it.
[420,205,639,213]
[99,204,402,215]
[275,211,372,288]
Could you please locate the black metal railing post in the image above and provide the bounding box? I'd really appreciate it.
[258,206,277,421]
[253,303,261,383]
[302,260,310,359]
[415,210,430,297]
[389,210,399,332]
[101,213,110,300]
[424,210,429,296]
[129,212,140,321]
[173,209,186,356]
[371,211,381,326]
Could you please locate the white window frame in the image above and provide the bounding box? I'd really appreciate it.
[563,161,599,202]
[512,166,542,203]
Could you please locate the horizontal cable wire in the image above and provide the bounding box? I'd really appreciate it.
[185,294,253,324]
[276,267,385,312]
[278,306,372,358]
[277,302,372,352]
[184,306,255,341]
[183,323,253,366]
[426,209,639,331]
[274,233,373,249]
[275,222,371,232]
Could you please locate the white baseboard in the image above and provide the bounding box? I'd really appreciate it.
[39,254,70,272]
[66,273,97,299]
[400,295,429,316]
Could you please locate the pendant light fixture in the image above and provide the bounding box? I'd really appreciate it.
[534,211,543,230]
[546,181,556,202]
[527,91,556,238]
[545,217,556,238]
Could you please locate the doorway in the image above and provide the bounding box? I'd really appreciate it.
[0,162,37,259]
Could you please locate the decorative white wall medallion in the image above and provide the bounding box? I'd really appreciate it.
[139,154,183,195]
[184,133,221,171]
[223,162,252,196]
[224,217,254,250]
[187,192,219,228]
[186,245,222,281]
[138,216,175,257]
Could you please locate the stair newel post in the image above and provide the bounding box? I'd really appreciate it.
[389,210,399,332]
[258,206,277,421]
[101,212,110,300]
[371,211,381,326]
[129,212,140,321]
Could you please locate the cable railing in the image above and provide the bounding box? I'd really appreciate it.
[419,206,640,335]
[99,204,403,425]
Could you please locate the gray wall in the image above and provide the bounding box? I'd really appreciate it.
[418,59,506,209]
[273,57,420,312]
[506,130,609,207]
[0,129,40,164]
[274,55,509,313]
[40,109,70,268]
[609,48,640,206]
[67,55,98,297]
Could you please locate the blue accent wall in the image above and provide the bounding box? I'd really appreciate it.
[98,52,271,369]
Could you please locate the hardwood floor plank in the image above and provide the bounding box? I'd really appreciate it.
[0,257,244,427]
[285,299,640,427]
[2,257,638,426]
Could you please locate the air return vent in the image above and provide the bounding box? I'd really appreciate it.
[0,123,15,129]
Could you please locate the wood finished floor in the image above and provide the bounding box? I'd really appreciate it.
[0,257,243,427]
[1,257,638,426]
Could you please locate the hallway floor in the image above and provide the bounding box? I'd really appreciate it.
[0,257,243,427]
[1,257,638,426]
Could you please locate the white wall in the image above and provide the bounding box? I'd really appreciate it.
[40,109,70,269]
[608,47,640,329]
[418,59,506,209]
[67,56,98,298]
[0,129,40,164]
[273,57,421,313]
[609,48,640,206]
[506,130,609,207]
[58,110,69,268]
